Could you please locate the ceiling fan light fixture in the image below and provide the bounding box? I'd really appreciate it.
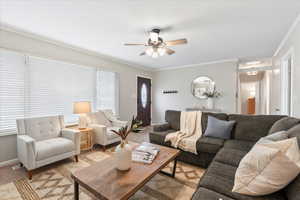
[150,31,159,43]
[145,47,154,56]
[152,51,159,58]
[157,47,166,56]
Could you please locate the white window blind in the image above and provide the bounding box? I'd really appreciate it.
[0,48,119,136]
[0,50,26,135]
[26,56,96,123]
[96,70,119,114]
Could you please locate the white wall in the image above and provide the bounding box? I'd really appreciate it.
[273,17,300,117]
[152,61,238,123]
[0,29,153,163]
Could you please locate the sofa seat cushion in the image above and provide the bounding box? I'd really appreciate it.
[228,114,285,142]
[36,137,74,161]
[198,161,286,200]
[192,187,234,200]
[196,136,224,154]
[107,127,121,139]
[149,129,175,145]
[214,148,248,167]
[223,139,255,152]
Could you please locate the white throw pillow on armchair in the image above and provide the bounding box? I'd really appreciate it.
[232,137,300,196]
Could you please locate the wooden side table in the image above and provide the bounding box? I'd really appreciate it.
[77,128,94,151]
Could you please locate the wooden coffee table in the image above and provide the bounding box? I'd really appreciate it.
[71,143,180,200]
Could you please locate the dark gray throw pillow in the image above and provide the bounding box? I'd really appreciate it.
[204,116,235,139]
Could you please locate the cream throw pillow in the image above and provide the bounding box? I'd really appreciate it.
[232,137,300,196]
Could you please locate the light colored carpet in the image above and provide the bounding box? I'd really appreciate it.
[0,146,205,200]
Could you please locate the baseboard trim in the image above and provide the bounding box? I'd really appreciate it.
[0,158,19,167]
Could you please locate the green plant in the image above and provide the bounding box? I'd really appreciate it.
[203,90,221,98]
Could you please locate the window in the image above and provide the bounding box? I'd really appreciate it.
[26,56,96,123]
[0,49,119,135]
[96,70,119,114]
[0,50,26,135]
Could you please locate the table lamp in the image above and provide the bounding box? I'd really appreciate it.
[73,101,91,129]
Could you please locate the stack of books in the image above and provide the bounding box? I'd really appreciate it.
[132,142,160,164]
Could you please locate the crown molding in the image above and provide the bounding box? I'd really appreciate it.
[153,58,239,72]
[273,13,300,57]
[0,23,153,71]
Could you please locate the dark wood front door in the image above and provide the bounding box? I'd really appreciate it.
[137,76,151,126]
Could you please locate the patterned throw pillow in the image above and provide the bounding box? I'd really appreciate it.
[232,137,300,196]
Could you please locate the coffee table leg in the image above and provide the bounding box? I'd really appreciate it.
[74,181,79,200]
[171,159,177,177]
[160,158,177,178]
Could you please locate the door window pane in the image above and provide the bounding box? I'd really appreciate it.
[141,83,147,108]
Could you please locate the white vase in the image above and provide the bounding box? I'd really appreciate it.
[207,98,214,109]
[115,140,132,171]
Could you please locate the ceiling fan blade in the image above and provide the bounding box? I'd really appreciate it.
[165,39,187,46]
[166,48,175,55]
[124,43,146,46]
[140,52,146,56]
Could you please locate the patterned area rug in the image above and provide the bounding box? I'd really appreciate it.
[0,149,205,200]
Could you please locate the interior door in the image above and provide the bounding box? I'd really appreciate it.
[137,76,151,126]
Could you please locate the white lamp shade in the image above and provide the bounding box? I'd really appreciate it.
[73,101,91,114]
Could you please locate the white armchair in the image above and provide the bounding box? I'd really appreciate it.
[85,110,127,150]
[16,115,80,179]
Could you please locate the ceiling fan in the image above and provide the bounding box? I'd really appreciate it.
[124,28,188,58]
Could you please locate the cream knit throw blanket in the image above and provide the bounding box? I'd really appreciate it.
[165,111,202,154]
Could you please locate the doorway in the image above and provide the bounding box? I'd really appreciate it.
[137,76,151,126]
[281,48,294,116]
[238,70,271,115]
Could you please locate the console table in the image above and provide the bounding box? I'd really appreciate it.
[185,108,222,112]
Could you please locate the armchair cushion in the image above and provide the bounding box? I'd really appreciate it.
[35,137,74,161]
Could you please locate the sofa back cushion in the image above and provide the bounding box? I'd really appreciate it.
[201,112,228,133]
[228,114,285,142]
[165,110,181,131]
[269,117,300,134]
[17,116,64,141]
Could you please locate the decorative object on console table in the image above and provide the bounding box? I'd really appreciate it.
[111,116,141,171]
[203,90,221,109]
[73,101,91,129]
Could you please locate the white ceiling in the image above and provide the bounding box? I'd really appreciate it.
[1,0,300,69]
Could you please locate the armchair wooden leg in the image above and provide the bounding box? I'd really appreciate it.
[102,145,106,152]
[28,170,33,180]
[74,155,78,162]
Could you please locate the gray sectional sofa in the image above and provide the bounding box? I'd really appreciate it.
[150,110,300,200]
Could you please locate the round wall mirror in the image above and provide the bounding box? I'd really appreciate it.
[191,76,215,99]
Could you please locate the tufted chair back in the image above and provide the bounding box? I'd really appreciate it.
[85,111,112,127]
[16,115,65,141]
